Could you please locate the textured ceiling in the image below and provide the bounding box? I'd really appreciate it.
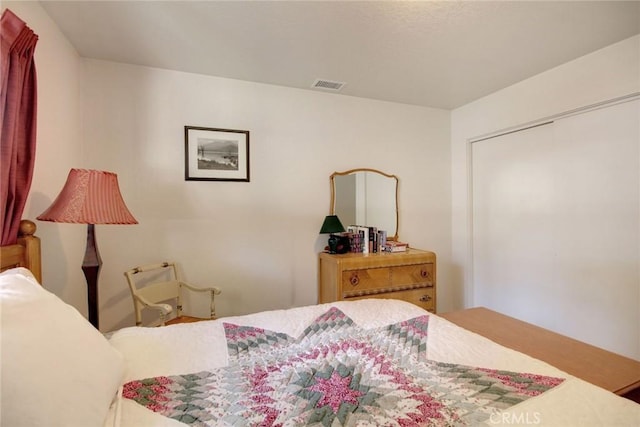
[39,0,640,109]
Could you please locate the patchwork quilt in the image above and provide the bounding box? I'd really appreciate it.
[123,307,564,426]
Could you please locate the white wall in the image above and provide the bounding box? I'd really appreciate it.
[81,61,450,331]
[6,2,451,332]
[451,36,640,352]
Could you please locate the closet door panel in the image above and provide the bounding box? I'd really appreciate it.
[472,124,558,325]
[551,100,639,358]
[472,99,639,359]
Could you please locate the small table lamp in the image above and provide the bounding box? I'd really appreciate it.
[37,169,137,329]
[319,215,347,254]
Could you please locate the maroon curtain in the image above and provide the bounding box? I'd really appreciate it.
[1,9,38,245]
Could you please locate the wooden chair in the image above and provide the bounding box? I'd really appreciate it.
[124,262,221,326]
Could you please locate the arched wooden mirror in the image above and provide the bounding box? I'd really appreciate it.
[330,168,399,241]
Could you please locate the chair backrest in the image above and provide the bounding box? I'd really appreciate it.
[124,262,183,326]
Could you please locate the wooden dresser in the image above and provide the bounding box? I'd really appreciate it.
[318,248,436,313]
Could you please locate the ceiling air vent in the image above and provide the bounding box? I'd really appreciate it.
[312,79,346,91]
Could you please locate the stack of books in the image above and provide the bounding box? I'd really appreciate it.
[382,241,409,253]
[343,225,410,254]
[346,225,388,253]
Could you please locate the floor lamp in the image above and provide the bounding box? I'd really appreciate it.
[37,169,137,329]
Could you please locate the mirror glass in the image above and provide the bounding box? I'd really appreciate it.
[330,168,399,240]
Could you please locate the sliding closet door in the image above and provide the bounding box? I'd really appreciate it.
[472,99,639,359]
[473,123,557,320]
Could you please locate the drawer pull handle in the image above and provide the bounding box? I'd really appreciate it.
[350,274,360,286]
[420,269,430,279]
[419,295,431,302]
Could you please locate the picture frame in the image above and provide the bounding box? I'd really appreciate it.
[184,126,250,182]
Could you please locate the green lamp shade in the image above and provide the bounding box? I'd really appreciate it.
[319,215,345,234]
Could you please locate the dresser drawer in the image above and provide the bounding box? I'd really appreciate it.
[341,268,390,296]
[390,263,434,287]
[346,288,436,312]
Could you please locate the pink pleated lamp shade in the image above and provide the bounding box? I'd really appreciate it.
[37,169,138,224]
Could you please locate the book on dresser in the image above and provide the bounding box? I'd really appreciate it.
[358,226,369,253]
[383,241,408,252]
[347,225,370,253]
[378,230,387,250]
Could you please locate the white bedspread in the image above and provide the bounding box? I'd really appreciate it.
[105,299,640,426]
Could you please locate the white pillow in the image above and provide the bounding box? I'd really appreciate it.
[0,268,125,427]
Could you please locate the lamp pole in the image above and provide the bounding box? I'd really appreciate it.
[81,224,102,329]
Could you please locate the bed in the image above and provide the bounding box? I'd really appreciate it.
[1,224,639,426]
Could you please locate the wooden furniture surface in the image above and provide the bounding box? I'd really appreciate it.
[0,219,42,284]
[318,248,436,313]
[440,307,640,398]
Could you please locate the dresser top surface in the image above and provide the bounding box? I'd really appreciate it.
[319,248,436,267]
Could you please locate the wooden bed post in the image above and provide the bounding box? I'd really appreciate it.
[17,219,42,284]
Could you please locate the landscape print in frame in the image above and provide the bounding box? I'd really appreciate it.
[184,126,250,182]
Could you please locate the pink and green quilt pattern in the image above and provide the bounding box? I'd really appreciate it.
[123,307,564,426]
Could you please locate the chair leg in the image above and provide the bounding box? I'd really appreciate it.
[210,290,216,319]
[159,311,167,326]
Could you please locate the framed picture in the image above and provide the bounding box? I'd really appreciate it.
[184,126,250,182]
